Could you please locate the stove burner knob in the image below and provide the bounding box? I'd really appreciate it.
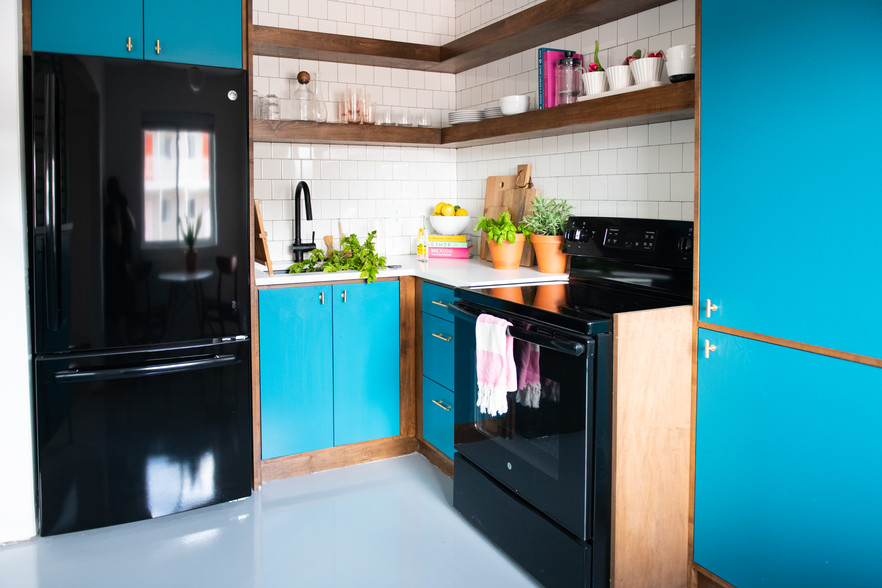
[677,234,694,255]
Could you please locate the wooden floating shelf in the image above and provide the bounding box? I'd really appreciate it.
[251,82,695,147]
[252,0,672,74]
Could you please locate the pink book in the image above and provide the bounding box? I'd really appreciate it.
[428,247,471,259]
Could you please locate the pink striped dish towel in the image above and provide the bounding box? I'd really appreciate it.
[475,314,516,416]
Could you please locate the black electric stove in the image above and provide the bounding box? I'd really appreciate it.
[449,217,693,588]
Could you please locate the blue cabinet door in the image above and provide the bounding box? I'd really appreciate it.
[259,286,334,459]
[700,1,882,358]
[422,376,454,459]
[32,0,142,59]
[695,329,882,586]
[144,0,242,68]
[332,282,400,446]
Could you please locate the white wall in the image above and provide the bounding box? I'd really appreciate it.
[0,0,37,544]
[254,0,695,266]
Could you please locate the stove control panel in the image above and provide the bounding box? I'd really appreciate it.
[603,227,656,251]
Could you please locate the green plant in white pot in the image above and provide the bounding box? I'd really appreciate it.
[523,194,573,273]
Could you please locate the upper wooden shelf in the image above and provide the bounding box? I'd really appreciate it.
[252,0,673,73]
[251,81,695,147]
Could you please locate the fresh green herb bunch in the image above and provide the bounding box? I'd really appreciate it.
[288,230,387,283]
[474,210,532,245]
[178,214,202,251]
[522,194,574,237]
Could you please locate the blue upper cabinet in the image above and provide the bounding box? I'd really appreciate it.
[144,0,242,68]
[695,329,882,586]
[333,282,401,446]
[32,0,142,59]
[32,0,242,68]
[700,1,882,359]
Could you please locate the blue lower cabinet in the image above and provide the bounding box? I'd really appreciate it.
[422,377,454,459]
[259,286,334,459]
[333,282,401,446]
[695,329,882,586]
[422,313,455,390]
[259,281,400,459]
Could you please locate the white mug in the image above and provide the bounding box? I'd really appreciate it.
[665,44,696,78]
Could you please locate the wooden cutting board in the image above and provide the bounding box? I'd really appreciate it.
[478,177,540,266]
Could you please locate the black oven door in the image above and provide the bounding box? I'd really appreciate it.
[450,301,608,542]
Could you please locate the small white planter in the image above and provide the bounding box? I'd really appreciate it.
[606,65,633,91]
[581,70,609,95]
[630,57,665,85]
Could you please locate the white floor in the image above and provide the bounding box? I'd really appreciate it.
[0,453,542,587]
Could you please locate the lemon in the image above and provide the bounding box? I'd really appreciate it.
[434,202,447,214]
[441,204,455,217]
[455,208,468,216]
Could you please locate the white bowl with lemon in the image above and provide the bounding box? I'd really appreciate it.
[430,202,470,235]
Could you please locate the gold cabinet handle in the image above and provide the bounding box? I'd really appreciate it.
[432,332,452,342]
[705,299,718,318]
[432,399,452,412]
[704,339,717,359]
[154,40,161,54]
[319,292,324,305]
[431,300,448,308]
[341,290,347,303]
[126,37,133,52]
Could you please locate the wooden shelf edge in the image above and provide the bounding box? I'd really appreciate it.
[443,81,695,146]
[251,82,694,147]
[251,0,672,74]
[252,25,441,70]
[252,119,442,145]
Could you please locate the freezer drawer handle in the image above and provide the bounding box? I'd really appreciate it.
[54,354,238,383]
[448,302,585,357]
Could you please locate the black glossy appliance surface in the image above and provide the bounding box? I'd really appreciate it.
[451,217,693,587]
[25,52,252,536]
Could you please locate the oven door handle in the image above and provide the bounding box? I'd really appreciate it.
[448,302,585,357]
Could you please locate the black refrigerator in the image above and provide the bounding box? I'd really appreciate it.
[25,52,253,536]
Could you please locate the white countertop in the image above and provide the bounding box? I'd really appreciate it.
[255,255,567,289]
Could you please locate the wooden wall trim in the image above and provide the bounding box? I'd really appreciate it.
[417,439,453,478]
[21,0,31,55]
[399,276,417,438]
[698,322,882,369]
[693,564,736,588]
[690,1,701,585]
[260,436,419,482]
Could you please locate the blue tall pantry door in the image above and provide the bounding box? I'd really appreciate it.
[700,0,882,358]
[694,330,882,586]
[333,282,401,446]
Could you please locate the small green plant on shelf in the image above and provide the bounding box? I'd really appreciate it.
[474,210,532,245]
[522,194,574,237]
[288,230,387,283]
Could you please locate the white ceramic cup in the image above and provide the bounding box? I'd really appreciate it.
[606,65,633,91]
[665,44,696,78]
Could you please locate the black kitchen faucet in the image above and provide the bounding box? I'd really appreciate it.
[291,180,316,262]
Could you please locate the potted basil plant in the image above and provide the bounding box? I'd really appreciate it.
[474,210,532,270]
[522,194,573,273]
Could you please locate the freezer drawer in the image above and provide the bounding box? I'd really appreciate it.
[34,340,252,536]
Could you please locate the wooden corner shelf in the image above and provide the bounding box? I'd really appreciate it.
[442,81,696,147]
[251,0,672,74]
[251,82,695,148]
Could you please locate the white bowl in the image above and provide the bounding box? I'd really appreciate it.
[430,215,471,235]
[606,65,633,90]
[630,57,665,85]
[499,94,530,115]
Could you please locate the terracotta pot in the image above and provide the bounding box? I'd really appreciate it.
[486,232,526,270]
[530,234,567,273]
[185,249,197,272]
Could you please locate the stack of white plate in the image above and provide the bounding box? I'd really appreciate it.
[483,106,504,119]
[448,109,485,125]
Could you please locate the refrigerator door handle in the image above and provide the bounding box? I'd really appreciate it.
[54,354,239,383]
[43,73,61,331]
